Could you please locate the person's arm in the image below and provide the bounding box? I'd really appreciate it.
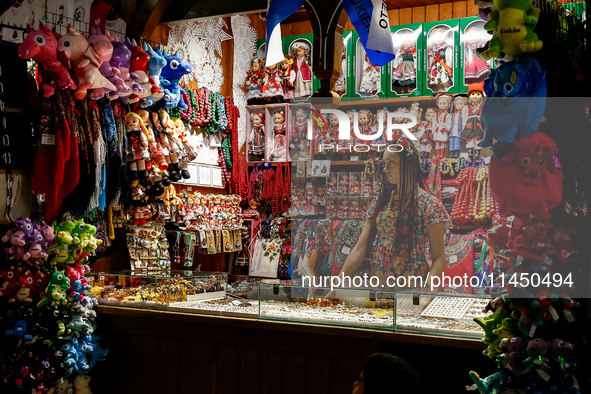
[426,222,446,292]
[326,219,372,298]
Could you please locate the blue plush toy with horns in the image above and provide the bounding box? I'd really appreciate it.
[141,43,168,108]
[159,50,192,110]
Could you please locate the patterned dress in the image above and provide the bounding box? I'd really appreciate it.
[428,44,453,86]
[392,47,417,87]
[367,192,450,283]
[248,124,265,156]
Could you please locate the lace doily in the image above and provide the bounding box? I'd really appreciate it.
[167,18,232,92]
[231,15,257,150]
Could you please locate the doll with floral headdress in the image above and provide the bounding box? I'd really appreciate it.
[335,45,347,96]
[449,94,469,158]
[362,173,372,195]
[246,54,264,102]
[421,108,437,158]
[408,101,424,150]
[269,109,287,162]
[327,174,337,196]
[126,112,151,181]
[461,83,485,159]
[325,198,336,217]
[292,45,313,99]
[371,108,388,152]
[464,25,491,84]
[338,173,350,195]
[280,55,296,101]
[350,174,361,195]
[428,26,453,92]
[290,108,311,160]
[359,54,381,95]
[433,93,452,158]
[337,199,350,219]
[349,199,361,218]
[392,36,417,94]
[262,61,283,100]
[314,185,326,207]
[356,109,375,145]
[248,112,265,160]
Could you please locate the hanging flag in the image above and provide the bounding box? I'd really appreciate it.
[266,0,306,66]
[343,0,395,66]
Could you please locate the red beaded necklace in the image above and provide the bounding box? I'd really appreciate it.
[274,163,284,215]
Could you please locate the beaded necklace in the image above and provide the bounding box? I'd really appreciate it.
[248,164,260,202]
[284,163,291,210]
[274,163,283,215]
[262,165,275,200]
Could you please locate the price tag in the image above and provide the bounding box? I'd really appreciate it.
[351,156,359,162]
[41,134,55,145]
[364,193,370,198]
[449,255,458,263]
[341,245,351,255]
[536,369,550,381]
[564,309,574,322]
[537,243,545,248]
[529,323,537,337]
[543,254,553,265]
[548,305,559,320]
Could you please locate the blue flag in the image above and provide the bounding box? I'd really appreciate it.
[343,0,395,66]
[266,0,306,65]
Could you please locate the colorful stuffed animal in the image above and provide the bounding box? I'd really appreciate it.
[109,38,145,104]
[479,58,546,156]
[159,50,192,109]
[48,220,77,265]
[57,25,117,100]
[130,42,163,106]
[17,22,76,97]
[87,27,126,100]
[5,304,35,341]
[53,378,73,394]
[489,132,562,218]
[74,374,93,394]
[37,268,70,308]
[2,217,34,261]
[83,334,108,368]
[142,44,167,107]
[0,266,22,297]
[478,0,543,59]
[10,270,36,302]
[469,371,504,394]
[522,338,549,373]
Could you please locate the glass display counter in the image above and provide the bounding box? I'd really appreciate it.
[395,288,487,338]
[89,270,227,310]
[258,284,395,330]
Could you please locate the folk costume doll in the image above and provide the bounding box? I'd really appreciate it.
[433,94,452,158]
[421,108,437,158]
[246,54,264,102]
[349,199,361,218]
[269,110,287,162]
[350,174,361,195]
[327,174,337,196]
[248,112,265,160]
[408,102,424,151]
[449,95,469,158]
[137,109,168,171]
[337,199,349,219]
[126,112,151,181]
[392,37,417,93]
[428,27,453,92]
[290,108,311,159]
[357,109,375,147]
[359,54,381,95]
[335,45,347,96]
[372,108,388,152]
[292,45,313,99]
[262,62,283,99]
[461,83,485,159]
[280,55,296,100]
[338,173,350,195]
[464,26,491,84]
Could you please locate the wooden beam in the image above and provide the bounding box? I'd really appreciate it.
[425,4,439,22]
[160,0,267,24]
[413,6,426,23]
[440,2,454,20]
[453,1,468,18]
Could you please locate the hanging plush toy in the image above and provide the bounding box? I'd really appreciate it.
[130,41,162,106]
[37,268,70,308]
[479,57,546,156]
[489,131,562,219]
[478,0,543,60]
[159,50,192,109]
[17,22,76,97]
[109,37,143,104]
[56,25,117,100]
[87,27,127,100]
[142,44,168,107]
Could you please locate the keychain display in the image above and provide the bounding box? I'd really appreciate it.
[126,225,170,270]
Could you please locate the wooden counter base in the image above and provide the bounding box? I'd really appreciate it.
[92,305,495,394]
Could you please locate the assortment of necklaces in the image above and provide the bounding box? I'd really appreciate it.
[248,163,291,216]
[450,159,497,223]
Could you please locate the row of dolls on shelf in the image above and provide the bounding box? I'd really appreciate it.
[126,109,198,212]
[246,47,312,104]
[247,106,312,163]
[180,193,245,231]
[326,172,382,197]
[315,83,486,160]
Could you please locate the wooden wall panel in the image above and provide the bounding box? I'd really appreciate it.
[453,1,467,18]
[400,8,413,25]
[426,4,440,22]
[440,2,454,19]
[388,9,400,26]
[413,6,426,23]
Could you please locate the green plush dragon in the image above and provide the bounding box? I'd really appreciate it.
[478,0,543,59]
[37,268,70,308]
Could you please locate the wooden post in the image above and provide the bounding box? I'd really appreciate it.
[303,0,349,104]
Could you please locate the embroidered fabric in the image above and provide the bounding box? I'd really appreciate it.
[231,15,257,150]
[167,18,232,92]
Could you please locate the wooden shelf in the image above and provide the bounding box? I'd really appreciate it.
[340,95,436,108]
[247,160,367,167]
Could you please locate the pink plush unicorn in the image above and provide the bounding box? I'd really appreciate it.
[87,27,127,100]
[57,25,116,100]
[17,22,76,98]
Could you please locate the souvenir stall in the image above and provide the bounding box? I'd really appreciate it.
[0,0,589,393]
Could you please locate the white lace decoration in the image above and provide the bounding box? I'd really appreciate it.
[167,18,232,92]
[231,15,257,150]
